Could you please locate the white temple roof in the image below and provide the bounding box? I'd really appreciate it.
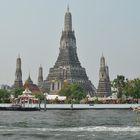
[23,88,32,94]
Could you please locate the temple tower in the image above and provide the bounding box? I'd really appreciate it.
[97,55,111,97]
[38,65,43,86]
[44,7,96,95]
[14,55,23,87]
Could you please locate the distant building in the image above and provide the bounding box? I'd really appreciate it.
[97,55,111,97]
[14,55,23,88]
[42,6,96,95]
[0,84,10,90]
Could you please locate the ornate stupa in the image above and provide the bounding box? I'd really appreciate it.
[14,55,23,88]
[97,55,111,97]
[44,7,96,95]
[38,65,43,86]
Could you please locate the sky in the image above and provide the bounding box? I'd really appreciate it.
[0,0,139,87]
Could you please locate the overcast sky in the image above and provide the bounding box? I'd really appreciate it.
[0,0,139,87]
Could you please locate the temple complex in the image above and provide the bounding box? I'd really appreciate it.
[13,7,113,97]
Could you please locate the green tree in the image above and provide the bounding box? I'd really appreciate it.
[33,92,45,109]
[0,89,10,103]
[34,92,45,102]
[58,84,86,103]
[12,87,24,98]
[112,75,126,98]
[124,78,140,98]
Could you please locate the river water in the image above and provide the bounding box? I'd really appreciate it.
[0,110,140,140]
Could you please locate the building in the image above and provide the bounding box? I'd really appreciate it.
[24,75,40,93]
[42,7,96,95]
[0,84,11,90]
[14,55,23,88]
[14,88,39,105]
[97,55,111,97]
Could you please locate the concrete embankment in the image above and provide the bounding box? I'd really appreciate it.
[40,104,139,110]
[0,104,139,111]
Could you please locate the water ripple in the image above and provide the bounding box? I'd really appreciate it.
[0,126,140,132]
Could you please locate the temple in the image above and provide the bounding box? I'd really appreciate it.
[43,7,96,95]
[24,74,40,93]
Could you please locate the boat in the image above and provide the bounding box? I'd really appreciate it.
[0,104,39,111]
[133,107,140,113]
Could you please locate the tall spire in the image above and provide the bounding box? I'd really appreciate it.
[38,65,43,86]
[67,4,69,12]
[100,54,105,68]
[64,5,72,31]
[97,55,111,97]
[14,55,23,87]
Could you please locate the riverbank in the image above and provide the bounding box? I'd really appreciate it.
[0,104,139,111]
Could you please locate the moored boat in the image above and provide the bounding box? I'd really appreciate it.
[133,107,140,113]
